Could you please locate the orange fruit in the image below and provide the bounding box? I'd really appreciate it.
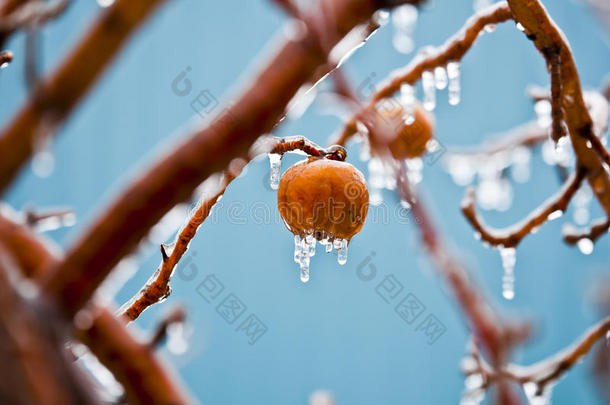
[277,157,368,242]
[369,102,435,159]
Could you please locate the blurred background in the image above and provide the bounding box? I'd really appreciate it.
[1,0,609,403]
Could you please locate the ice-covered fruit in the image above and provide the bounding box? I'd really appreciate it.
[278,157,369,243]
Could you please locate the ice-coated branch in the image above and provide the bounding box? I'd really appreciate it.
[0,0,168,194]
[120,173,233,321]
[336,1,513,145]
[120,135,347,322]
[40,0,425,320]
[562,217,610,246]
[0,211,194,405]
[507,0,610,215]
[467,317,610,398]
[461,167,587,248]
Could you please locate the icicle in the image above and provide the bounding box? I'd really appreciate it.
[326,240,333,253]
[294,235,302,263]
[306,234,316,257]
[511,146,531,183]
[422,70,436,111]
[523,382,553,405]
[535,100,552,129]
[373,10,390,26]
[446,156,476,186]
[400,83,416,125]
[405,157,423,185]
[499,246,516,300]
[447,61,461,106]
[434,66,448,90]
[337,239,348,265]
[577,238,594,255]
[166,322,189,355]
[268,153,282,190]
[299,236,310,283]
[391,4,418,54]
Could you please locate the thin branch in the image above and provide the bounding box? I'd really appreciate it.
[562,217,610,246]
[120,136,347,322]
[461,167,587,248]
[0,0,168,194]
[40,0,424,319]
[337,1,513,145]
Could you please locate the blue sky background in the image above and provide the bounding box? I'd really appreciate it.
[1,0,609,404]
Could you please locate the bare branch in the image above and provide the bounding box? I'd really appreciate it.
[461,167,587,248]
[562,217,610,246]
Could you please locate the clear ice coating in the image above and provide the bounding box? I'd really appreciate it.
[391,4,418,54]
[447,61,461,106]
[293,234,348,282]
[422,70,436,111]
[499,246,516,300]
[434,66,448,90]
[399,83,416,125]
[268,153,282,190]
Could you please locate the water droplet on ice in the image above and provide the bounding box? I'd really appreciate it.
[535,100,552,128]
[577,238,594,255]
[516,22,525,32]
[97,0,114,7]
[547,210,563,221]
[268,153,282,190]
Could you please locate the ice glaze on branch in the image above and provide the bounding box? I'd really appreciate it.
[0,0,168,194]
[461,167,587,248]
[563,217,610,246]
[336,2,513,145]
[507,0,610,215]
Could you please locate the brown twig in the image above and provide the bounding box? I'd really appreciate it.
[461,167,588,248]
[0,0,168,194]
[40,0,424,319]
[336,1,514,145]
